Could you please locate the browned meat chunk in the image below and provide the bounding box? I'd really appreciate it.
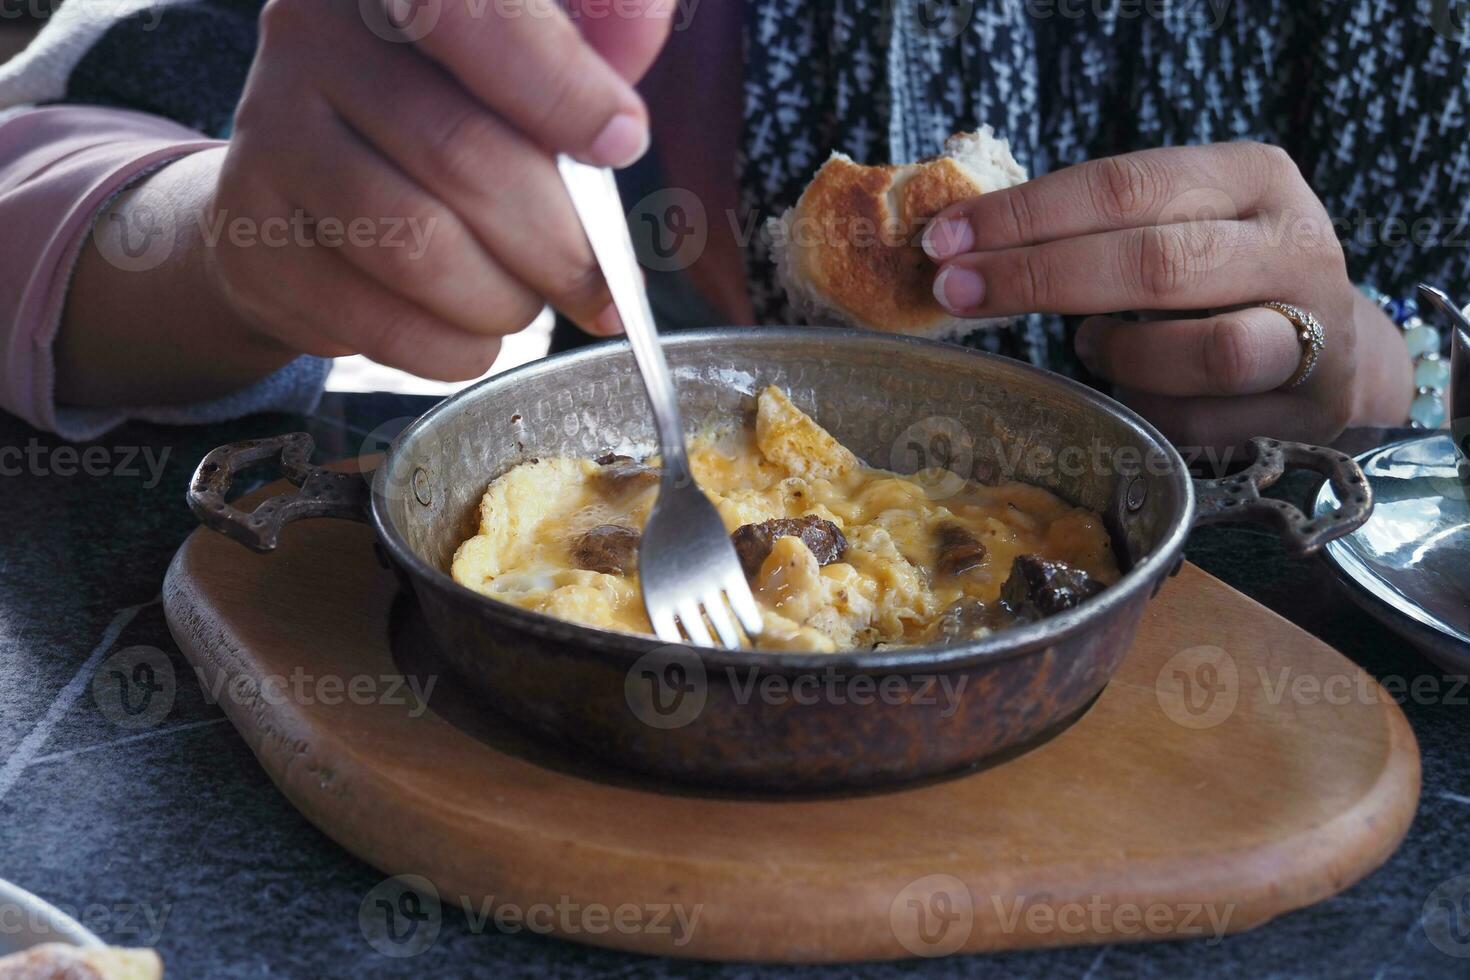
[573,524,641,575]
[593,452,659,495]
[934,522,988,577]
[1000,554,1105,622]
[731,515,848,578]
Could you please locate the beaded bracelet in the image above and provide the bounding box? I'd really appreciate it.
[1359,285,1450,429]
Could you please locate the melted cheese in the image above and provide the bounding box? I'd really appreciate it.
[451,387,1118,651]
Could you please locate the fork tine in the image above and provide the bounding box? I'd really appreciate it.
[703,595,744,649]
[649,607,683,645]
[675,600,715,648]
[724,576,765,636]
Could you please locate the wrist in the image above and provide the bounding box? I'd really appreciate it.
[58,148,294,407]
[1349,288,1414,427]
[196,204,298,365]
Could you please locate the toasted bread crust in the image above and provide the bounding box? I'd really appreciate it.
[770,130,1028,338]
[789,157,939,334]
[0,944,162,980]
[898,157,983,228]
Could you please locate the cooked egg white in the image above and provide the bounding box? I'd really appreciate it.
[451,387,1117,652]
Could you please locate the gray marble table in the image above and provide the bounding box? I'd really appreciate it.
[0,395,1466,979]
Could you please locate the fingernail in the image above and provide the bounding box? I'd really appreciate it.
[923,218,974,260]
[591,302,624,336]
[587,113,649,169]
[933,266,985,313]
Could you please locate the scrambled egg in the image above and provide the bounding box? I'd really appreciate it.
[451,387,1117,652]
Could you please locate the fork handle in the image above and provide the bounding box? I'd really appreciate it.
[556,155,693,483]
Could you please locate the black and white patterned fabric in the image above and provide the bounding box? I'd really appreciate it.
[4,0,1467,374]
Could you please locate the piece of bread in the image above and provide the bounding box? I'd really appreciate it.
[0,944,162,980]
[754,386,859,481]
[768,128,1028,338]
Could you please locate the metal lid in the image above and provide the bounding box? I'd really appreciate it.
[1315,434,1469,669]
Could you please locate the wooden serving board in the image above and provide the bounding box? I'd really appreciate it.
[163,472,1420,963]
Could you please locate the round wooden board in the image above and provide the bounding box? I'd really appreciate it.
[163,475,1420,963]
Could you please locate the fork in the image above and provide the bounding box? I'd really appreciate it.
[556,155,763,648]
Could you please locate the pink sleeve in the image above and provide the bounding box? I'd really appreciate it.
[0,105,226,435]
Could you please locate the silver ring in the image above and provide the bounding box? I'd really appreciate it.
[1262,301,1326,389]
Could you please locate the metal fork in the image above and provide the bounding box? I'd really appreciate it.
[556,156,763,648]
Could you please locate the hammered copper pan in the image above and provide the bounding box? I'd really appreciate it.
[187,329,1372,790]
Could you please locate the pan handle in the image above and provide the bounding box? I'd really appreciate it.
[188,433,371,553]
[1192,437,1372,556]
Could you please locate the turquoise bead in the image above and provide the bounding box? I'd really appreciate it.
[1404,321,1442,358]
[1359,283,1389,307]
[1410,391,1447,428]
[1414,355,1451,389]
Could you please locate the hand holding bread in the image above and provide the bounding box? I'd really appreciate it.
[769,128,1027,339]
[774,136,1411,448]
